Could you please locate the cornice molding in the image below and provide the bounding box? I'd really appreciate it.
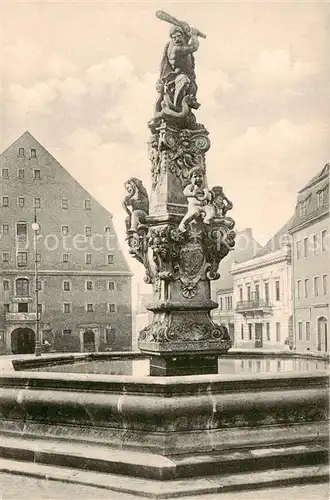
[0,269,133,277]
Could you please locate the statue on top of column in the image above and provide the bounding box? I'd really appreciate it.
[150,11,206,130]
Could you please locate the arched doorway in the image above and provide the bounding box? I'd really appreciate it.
[317,317,328,352]
[83,330,95,352]
[11,328,35,354]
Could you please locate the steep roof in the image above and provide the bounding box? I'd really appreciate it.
[299,163,329,194]
[212,228,262,296]
[254,216,294,258]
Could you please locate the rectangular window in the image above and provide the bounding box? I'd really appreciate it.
[18,303,28,313]
[61,225,69,236]
[18,147,25,156]
[219,297,223,310]
[37,304,43,315]
[62,253,69,263]
[248,324,252,340]
[254,284,260,301]
[306,322,311,341]
[304,278,309,298]
[1,168,9,178]
[62,198,68,209]
[105,327,116,344]
[36,253,41,263]
[4,304,10,313]
[298,322,303,341]
[17,252,27,267]
[108,281,115,291]
[85,253,92,264]
[2,253,9,262]
[34,169,41,180]
[86,281,93,291]
[16,222,27,239]
[296,240,301,259]
[297,280,302,300]
[36,280,42,291]
[303,237,308,257]
[108,303,116,313]
[63,303,71,313]
[2,225,9,235]
[86,303,94,312]
[312,234,319,254]
[321,230,327,252]
[300,201,307,216]
[30,148,37,158]
[276,322,281,342]
[239,287,243,302]
[241,324,244,340]
[107,254,114,264]
[313,276,320,297]
[34,197,41,208]
[246,284,251,301]
[63,281,70,291]
[264,282,270,303]
[3,280,9,291]
[322,274,328,295]
[266,322,270,341]
[84,199,91,210]
[18,197,25,208]
[63,329,72,335]
[2,197,9,207]
[85,226,92,237]
[275,280,280,301]
[18,169,24,179]
[317,190,324,208]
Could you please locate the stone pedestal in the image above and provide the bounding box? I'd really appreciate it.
[125,121,235,375]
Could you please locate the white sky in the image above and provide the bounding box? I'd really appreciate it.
[1,0,329,294]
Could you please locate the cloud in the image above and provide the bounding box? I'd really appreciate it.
[245,49,319,87]
[7,81,57,117]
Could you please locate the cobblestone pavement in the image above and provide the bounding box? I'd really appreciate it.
[0,474,328,500]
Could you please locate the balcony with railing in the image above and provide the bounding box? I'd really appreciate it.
[236,299,272,315]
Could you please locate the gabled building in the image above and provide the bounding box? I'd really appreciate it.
[289,163,329,353]
[0,131,132,354]
[232,219,293,350]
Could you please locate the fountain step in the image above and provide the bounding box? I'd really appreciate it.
[0,457,328,499]
[0,434,327,481]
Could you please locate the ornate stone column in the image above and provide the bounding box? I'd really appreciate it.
[124,12,236,375]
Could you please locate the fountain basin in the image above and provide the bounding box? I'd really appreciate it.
[0,351,328,497]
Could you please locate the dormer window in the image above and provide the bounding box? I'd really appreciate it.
[299,201,307,217]
[30,149,36,158]
[18,148,25,157]
[317,189,325,208]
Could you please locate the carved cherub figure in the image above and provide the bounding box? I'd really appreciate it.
[178,167,213,232]
[210,186,233,217]
[123,178,149,233]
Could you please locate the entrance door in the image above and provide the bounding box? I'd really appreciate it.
[317,317,328,352]
[255,323,263,348]
[11,328,35,354]
[83,330,95,352]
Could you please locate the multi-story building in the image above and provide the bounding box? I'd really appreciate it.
[0,131,132,354]
[211,228,261,343]
[232,220,293,350]
[289,164,329,353]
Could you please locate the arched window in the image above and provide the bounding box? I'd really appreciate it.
[16,278,29,296]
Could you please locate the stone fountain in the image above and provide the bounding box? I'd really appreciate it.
[123,10,235,376]
[0,12,328,498]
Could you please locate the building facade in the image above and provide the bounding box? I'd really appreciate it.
[211,228,262,343]
[232,221,293,350]
[0,131,132,354]
[289,164,329,353]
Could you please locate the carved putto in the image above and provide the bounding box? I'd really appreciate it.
[123,178,149,233]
